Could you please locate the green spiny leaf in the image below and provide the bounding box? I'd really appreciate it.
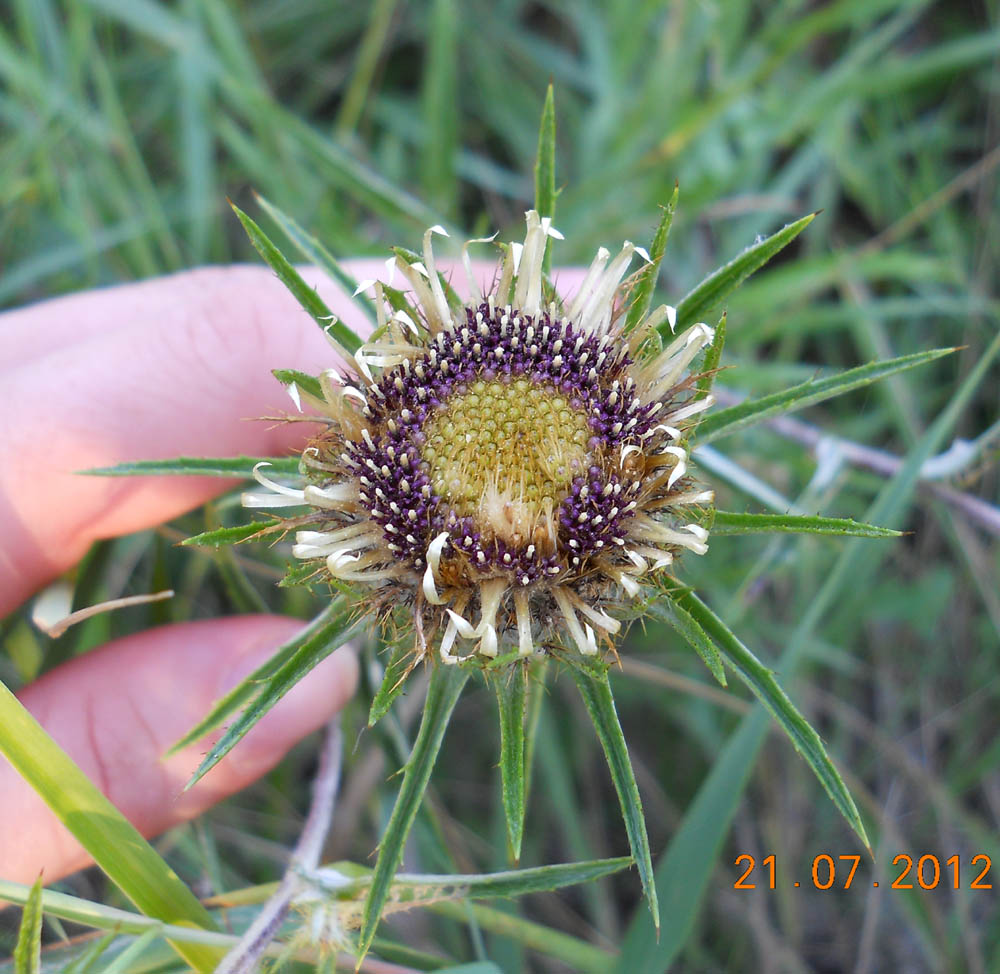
[167,600,352,758]
[272,367,324,401]
[379,281,423,320]
[695,347,957,444]
[181,605,362,787]
[83,456,300,478]
[393,245,464,311]
[255,191,377,332]
[13,874,43,974]
[669,212,816,335]
[625,184,678,335]
[181,520,283,548]
[660,592,726,686]
[493,666,528,863]
[230,200,358,360]
[523,660,547,814]
[534,83,557,276]
[278,562,326,588]
[368,638,418,727]
[657,592,869,850]
[695,312,726,400]
[358,664,470,961]
[569,666,659,932]
[712,511,903,538]
[318,856,632,904]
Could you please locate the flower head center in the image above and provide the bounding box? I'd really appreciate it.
[422,377,591,524]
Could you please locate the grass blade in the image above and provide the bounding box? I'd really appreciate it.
[254,192,377,330]
[712,511,903,538]
[695,347,958,445]
[179,601,361,786]
[358,664,470,961]
[493,667,527,862]
[335,0,399,135]
[670,212,816,334]
[230,200,361,359]
[13,875,43,974]
[534,83,556,276]
[0,683,220,972]
[624,184,678,335]
[100,929,162,974]
[84,456,299,478]
[420,0,458,219]
[569,665,658,931]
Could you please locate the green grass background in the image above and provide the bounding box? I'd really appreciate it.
[1,0,998,971]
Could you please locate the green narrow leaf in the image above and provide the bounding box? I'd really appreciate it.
[493,667,527,863]
[358,664,471,961]
[695,346,957,445]
[660,592,869,849]
[13,874,43,974]
[181,520,283,548]
[0,684,220,972]
[230,200,360,359]
[327,856,631,902]
[695,312,726,399]
[669,212,816,335]
[84,455,300,478]
[368,638,417,727]
[712,511,903,538]
[255,192,377,330]
[167,602,346,752]
[533,83,556,276]
[180,603,362,787]
[569,666,659,931]
[522,660,547,812]
[624,184,678,335]
[660,592,726,686]
[278,562,325,588]
[212,539,270,616]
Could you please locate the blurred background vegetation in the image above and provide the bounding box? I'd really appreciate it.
[1,0,999,971]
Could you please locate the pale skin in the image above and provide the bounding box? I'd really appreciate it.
[0,257,588,885]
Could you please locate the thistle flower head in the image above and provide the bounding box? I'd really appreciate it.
[248,212,716,664]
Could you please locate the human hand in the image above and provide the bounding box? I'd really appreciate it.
[0,263,392,885]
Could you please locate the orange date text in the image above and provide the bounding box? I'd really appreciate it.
[733,854,993,891]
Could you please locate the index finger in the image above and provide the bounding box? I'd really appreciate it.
[0,263,378,615]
